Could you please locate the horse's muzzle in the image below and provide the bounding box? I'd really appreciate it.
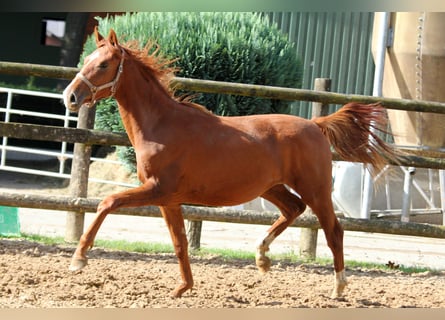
[63,85,91,112]
[63,85,78,112]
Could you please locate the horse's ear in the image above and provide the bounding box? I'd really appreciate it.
[94,26,104,47]
[107,29,119,47]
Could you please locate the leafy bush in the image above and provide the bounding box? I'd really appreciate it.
[80,12,303,172]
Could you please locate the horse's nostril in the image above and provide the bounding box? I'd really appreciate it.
[70,93,77,104]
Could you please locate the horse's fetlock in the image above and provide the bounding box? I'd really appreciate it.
[255,253,271,274]
[331,269,347,298]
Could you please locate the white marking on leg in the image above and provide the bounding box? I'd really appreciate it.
[255,231,275,253]
[255,231,276,273]
[331,269,347,298]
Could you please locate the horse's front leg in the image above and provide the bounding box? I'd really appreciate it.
[69,183,161,271]
[160,206,193,298]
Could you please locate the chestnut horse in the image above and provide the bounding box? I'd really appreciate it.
[63,28,397,299]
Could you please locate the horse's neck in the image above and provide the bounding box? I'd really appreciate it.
[114,72,176,147]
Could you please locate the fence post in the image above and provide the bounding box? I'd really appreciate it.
[299,78,331,260]
[64,105,96,242]
[186,219,202,250]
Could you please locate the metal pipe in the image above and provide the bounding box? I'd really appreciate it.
[361,12,390,219]
[401,167,416,222]
[439,170,445,225]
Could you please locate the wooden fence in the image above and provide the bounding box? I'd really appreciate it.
[2,61,445,114]
[1,61,445,254]
[0,191,444,238]
[0,122,444,169]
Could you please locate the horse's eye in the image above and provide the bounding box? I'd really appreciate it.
[98,62,108,69]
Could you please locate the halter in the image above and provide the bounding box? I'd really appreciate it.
[75,48,125,105]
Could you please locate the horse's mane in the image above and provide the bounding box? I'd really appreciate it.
[121,40,212,114]
[178,99,213,114]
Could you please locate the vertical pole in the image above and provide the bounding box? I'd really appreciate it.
[299,78,331,261]
[439,170,445,225]
[361,12,391,219]
[65,105,96,242]
[1,91,13,167]
[428,169,435,206]
[401,167,415,222]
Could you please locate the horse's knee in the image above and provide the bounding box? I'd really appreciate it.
[173,242,188,261]
[97,196,119,213]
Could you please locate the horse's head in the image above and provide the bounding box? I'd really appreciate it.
[63,27,125,112]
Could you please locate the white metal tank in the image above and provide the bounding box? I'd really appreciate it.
[373,12,445,149]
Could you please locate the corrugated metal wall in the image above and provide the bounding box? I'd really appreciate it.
[265,12,375,118]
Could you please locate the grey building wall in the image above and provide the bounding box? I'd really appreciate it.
[265,12,376,118]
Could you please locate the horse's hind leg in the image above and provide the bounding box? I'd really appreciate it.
[160,205,193,298]
[255,185,306,273]
[302,190,347,298]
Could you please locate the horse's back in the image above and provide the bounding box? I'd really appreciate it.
[221,113,332,161]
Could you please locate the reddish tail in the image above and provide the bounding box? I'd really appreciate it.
[312,102,398,175]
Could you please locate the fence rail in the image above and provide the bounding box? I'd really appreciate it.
[1,122,444,169]
[1,192,444,239]
[0,122,130,146]
[2,61,445,114]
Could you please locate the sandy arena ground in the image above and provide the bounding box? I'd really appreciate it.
[1,161,445,307]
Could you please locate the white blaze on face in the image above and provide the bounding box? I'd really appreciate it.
[62,84,71,109]
[85,50,101,67]
[63,50,101,109]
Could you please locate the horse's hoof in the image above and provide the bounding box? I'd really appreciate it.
[69,257,88,271]
[256,255,271,274]
[330,290,343,299]
[170,289,182,298]
[170,283,192,298]
[331,281,347,299]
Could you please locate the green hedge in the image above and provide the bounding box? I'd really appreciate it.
[80,12,303,172]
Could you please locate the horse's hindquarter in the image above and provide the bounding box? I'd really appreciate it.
[171,113,329,206]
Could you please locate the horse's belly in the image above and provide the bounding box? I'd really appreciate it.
[181,169,278,207]
[185,189,266,207]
